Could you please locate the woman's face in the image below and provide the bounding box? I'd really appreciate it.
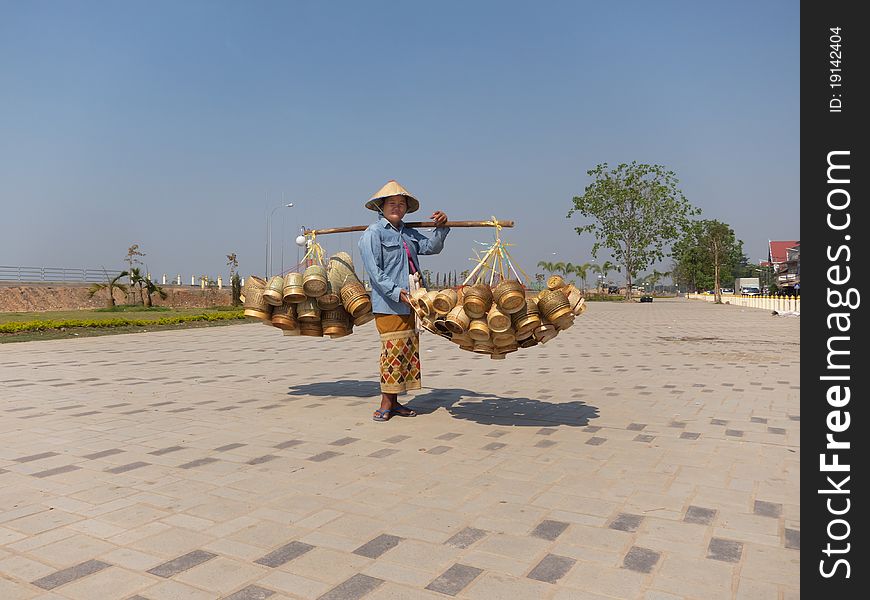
[382,195,408,225]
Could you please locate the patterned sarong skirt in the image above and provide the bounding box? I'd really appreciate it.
[375,313,421,394]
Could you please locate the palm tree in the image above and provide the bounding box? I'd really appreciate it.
[142,278,168,307]
[574,262,592,293]
[601,260,617,293]
[129,268,147,305]
[87,270,129,308]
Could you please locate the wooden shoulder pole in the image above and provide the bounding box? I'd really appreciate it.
[303,220,514,236]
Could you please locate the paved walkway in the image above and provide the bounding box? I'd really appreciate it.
[0,298,799,599]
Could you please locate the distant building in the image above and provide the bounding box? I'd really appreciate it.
[762,240,799,292]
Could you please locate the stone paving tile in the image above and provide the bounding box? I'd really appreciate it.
[274,440,304,449]
[308,451,342,462]
[527,553,576,583]
[425,563,483,595]
[31,464,81,478]
[147,549,217,577]
[83,448,124,460]
[754,500,783,518]
[707,537,743,563]
[318,573,384,600]
[353,534,403,559]
[784,528,800,550]
[222,584,276,600]
[255,541,315,567]
[608,513,643,532]
[368,448,399,458]
[31,559,111,590]
[13,451,60,463]
[684,506,717,525]
[444,527,488,549]
[530,519,570,541]
[105,461,151,474]
[623,546,661,573]
[178,457,220,469]
[216,443,248,451]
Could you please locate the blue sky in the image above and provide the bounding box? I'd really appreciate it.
[0,0,799,283]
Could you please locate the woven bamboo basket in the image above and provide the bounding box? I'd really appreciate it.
[546,274,566,290]
[418,291,439,318]
[321,307,350,336]
[445,305,471,334]
[270,299,299,331]
[302,265,328,297]
[340,281,371,317]
[432,288,458,316]
[353,310,375,326]
[472,340,494,354]
[491,327,516,347]
[511,299,541,337]
[282,272,305,303]
[242,276,272,321]
[297,298,321,322]
[316,280,341,310]
[537,289,572,322]
[462,284,493,319]
[327,252,361,286]
[467,318,491,341]
[486,304,511,333]
[263,275,285,306]
[299,320,323,337]
[533,323,558,344]
[492,279,526,314]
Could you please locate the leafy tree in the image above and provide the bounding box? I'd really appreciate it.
[573,262,592,292]
[673,220,744,302]
[227,253,242,306]
[129,268,147,305]
[87,270,129,308]
[125,244,146,303]
[568,162,699,300]
[536,260,555,273]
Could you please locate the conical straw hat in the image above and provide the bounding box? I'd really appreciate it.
[365,180,420,213]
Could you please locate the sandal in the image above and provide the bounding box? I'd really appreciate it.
[373,408,392,422]
[391,404,417,417]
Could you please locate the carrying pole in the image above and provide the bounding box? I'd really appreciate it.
[302,220,514,236]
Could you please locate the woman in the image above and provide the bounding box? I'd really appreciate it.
[359,180,450,422]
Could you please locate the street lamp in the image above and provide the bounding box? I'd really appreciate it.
[265,202,293,277]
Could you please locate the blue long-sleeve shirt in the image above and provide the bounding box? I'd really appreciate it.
[359,216,450,315]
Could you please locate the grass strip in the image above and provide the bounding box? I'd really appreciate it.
[0,310,245,333]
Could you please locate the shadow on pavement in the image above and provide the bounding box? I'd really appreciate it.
[287,380,598,427]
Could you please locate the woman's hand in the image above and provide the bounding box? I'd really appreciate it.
[399,289,412,306]
[431,211,448,226]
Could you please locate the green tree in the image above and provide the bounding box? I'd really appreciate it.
[87,270,129,308]
[129,268,147,305]
[568,162,699,300]
[673,220,744,303]
[142,278,168,307]
[227,253,242,306]
[125,244,146,303]
[573,262,592,292]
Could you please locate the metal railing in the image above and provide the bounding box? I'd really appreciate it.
[688,293,800,313]
[0,265,115,283]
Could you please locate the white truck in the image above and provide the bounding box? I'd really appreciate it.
[734,277,760,295]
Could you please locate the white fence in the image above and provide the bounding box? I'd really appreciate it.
[687,293,800,313]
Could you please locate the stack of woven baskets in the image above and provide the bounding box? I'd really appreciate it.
[410,275,586,359]
[242,252,374,338]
